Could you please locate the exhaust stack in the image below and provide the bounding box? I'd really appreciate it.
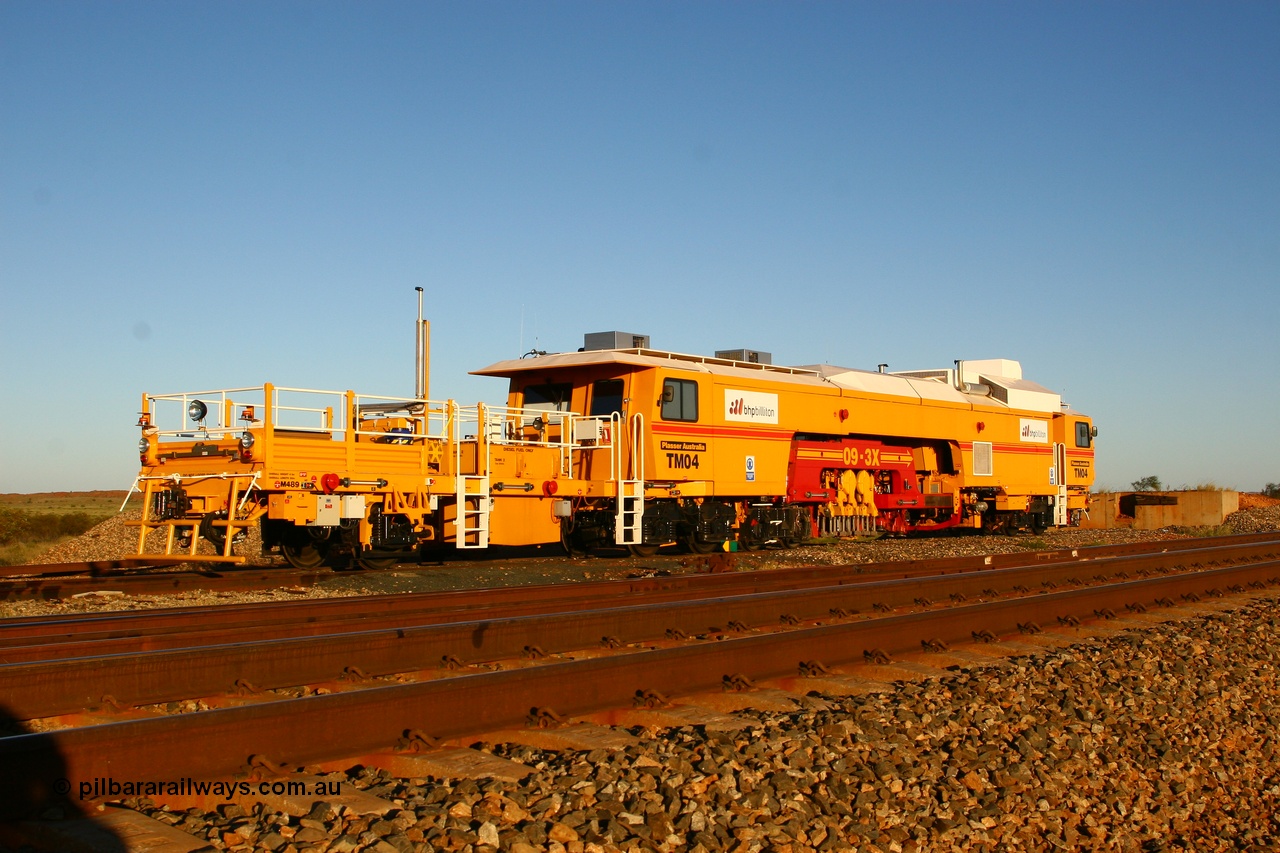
[415,287,430,400]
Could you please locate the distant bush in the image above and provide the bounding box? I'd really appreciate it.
[0,508,103,546]
[1265,483,1280,499]
[1131,475,1162,492]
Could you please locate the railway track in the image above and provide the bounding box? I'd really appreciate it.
[3,533,1279,825]
[5,538,1279,722]
[0,558,329,601]
[3,529,1277,603]
[2,532,1276,657]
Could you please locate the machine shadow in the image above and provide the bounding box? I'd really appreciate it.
[0,705,127,852]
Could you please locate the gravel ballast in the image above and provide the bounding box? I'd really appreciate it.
[8,506,1280,851]
[51,595,1278,853]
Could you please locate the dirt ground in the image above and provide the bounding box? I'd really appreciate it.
[1238,491,1280,510]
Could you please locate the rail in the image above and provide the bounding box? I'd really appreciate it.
[5,549,1276,791]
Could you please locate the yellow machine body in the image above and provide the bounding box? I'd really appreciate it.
[129,346,1094,566]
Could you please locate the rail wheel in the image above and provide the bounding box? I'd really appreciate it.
[738,516,765,551]
[1029,512,1048,535]
[280,535,328,570]
[627,543,660,558]
[685,532,721,554]
[355,549,401,571]
[560,518,588,558]
[199,511,247,554]
[790,507,814,546]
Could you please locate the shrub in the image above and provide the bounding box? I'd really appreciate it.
[1131,475,1162,492]
[0,508,103,546]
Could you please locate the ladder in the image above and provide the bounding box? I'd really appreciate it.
[1054,443,1069,526]
[452,402,491,549]
[615,479,644,546]
[614,413,645,545]
[456,475,491,548]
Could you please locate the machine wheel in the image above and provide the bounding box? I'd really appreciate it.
[281,536,328,569]
[981,513,1007,536]
[1029,512,1048,535]
[627,543,660,558]
[355,549,401,571]
[199,511,247,554]
[561,521,588,558]
[685,532,721,554]
[789,508,813,546]
[282,542,327,569]
[738,516,765,551]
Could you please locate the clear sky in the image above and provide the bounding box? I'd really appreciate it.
[2,2,1277,494]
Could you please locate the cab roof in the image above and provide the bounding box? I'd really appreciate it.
[472,349,825,380]
[473,349,1064,413]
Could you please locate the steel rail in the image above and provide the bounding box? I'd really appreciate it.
[4,534,1277,654]
[3,538,1278,667]
[7,543,1279,719]
[0,558,205,579]
[2,559,1275,803]
[0,570,324,602]
[3,536,1278,669]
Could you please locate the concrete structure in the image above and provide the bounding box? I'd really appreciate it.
[1080,490,1239,531]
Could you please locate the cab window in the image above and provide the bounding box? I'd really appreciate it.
[1075,421,1092,448]
[522,383,573,413]
[589,379,624,418]
[661,379,698,422]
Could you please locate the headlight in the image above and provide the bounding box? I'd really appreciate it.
[187,400,208,421]
[138,438,150,453]
[239,432,255,449]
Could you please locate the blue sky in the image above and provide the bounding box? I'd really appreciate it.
[2,2,1277,493]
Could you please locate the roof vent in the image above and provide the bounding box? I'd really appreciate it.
[714,348,772,365]
[584,331,650,351]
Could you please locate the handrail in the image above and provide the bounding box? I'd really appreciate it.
[630,412,645,483]
[143,386,631,487]
[144,385,451,443]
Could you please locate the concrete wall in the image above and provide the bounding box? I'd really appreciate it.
[1079,492,1127,529]
[1080,490,1239,531]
